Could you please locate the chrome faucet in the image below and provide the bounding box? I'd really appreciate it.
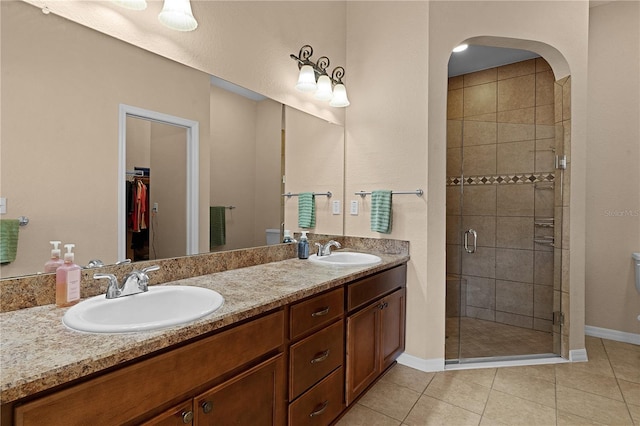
[315,240,342,257]
[94,265,160,299]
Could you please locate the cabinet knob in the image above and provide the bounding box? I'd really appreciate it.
[180,410,194,424]
[311,307,330,317]
[201,400,213,414]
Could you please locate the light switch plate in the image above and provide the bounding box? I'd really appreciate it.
[0,197,6,215]
[332,200,341,215]
[350,200,359,215]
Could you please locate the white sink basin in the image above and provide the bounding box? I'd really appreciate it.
[63,286,224,333]
[308,252,382,266]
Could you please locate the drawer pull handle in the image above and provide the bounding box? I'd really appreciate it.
[181,410,194,424]
[311,307,330,317]
[201,400,213,414]
[309,400,329,417]
[310,349,330,364]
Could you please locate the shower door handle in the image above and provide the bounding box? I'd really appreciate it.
[464,229,477,253]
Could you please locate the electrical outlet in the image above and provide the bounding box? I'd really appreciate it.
[332,200,341,215]
[350,200,359,215]
[0,197,6,215]
[152,202,159,213]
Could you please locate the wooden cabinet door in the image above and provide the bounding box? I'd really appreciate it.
[345,302,380,405]
[141,400,194,426]
[194,354,285,426]
[380,288,406,371]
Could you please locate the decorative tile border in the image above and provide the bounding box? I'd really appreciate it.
[447,172,555,186]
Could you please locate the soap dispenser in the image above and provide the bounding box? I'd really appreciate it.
[298,231,309,259]
[44,241,64,273]
[56,244,81,307]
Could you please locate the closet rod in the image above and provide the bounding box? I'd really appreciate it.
[282,191,332,198]
[355,189,423,197]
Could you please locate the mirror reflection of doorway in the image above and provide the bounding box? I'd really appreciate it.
[126,117,187,261]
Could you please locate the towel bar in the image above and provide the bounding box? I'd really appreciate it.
[355,189,423,198]
[282,192,332,198]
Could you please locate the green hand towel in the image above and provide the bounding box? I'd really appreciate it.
[371,190,392,233]
[0,219,20,264]
[298,192,316,229]
[210,206,226,248]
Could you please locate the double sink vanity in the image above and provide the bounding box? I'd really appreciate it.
[0,236,409,425]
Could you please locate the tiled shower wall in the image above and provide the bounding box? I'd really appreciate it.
[446,58,559,333]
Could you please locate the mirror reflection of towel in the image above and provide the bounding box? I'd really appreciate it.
[0,219,20,264]
[371,190,392,233]
[210,206,226,248]
[298,192,316,229]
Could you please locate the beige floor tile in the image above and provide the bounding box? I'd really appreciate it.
[555,364,624,400]
[602,339,640,354]
[479,416,509,426]
[608,348,640,384]
[424,373,491,414]
[627,403,640,425]
[403,395,481,426]
[358,380,421,422]
[381,364,435,393]
[507,363,556,383]
[585,335,609,360]
[336,403,401,426]
[483,390,556,425]
[556,410,606,425]
[556,385,633,425]
[618,379,640,405]
[555,357,615,379]
[492,367,556,407]
[442,367,497,388]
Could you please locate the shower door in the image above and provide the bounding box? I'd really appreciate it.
[446,109,564,363]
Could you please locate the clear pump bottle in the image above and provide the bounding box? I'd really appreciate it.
[56,244,81,307]
[44,241,64,273]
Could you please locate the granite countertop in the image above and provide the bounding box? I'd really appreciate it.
[0,253,408,404]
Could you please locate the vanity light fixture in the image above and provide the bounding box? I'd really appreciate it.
[158,0,198,32]
[112,0,148,11]
[291,45,350,107]
[111,0,198,32]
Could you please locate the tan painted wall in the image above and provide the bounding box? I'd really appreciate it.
[586,1,640,335]
[0,1,211,276]
[209,85,282,251]
[284,106,345,235]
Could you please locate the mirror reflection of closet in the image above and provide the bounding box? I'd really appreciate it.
[125,117,187,261]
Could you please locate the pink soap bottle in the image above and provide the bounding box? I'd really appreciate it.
[56,244,81,307]
[44,241,64,273]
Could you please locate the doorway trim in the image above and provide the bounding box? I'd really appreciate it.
[117,104,200,261]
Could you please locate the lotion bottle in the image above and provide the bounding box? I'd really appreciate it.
[56,244,81,307]
[297,231,309,259]
[44,241,64,273]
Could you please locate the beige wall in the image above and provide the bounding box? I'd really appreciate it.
[0,1,211,276]
[586,1,640,335]
[284,106,345,236]
[209,85,282,251]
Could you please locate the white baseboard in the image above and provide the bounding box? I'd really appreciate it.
[585,325,640,345]
[396,353,444,372]
[569,348,588,362]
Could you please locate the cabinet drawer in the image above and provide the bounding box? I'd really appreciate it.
[290,287,344,340]
[289,320,344,400]
[14,311,285,426]
[348,264,406,312]
[288,366,344,426]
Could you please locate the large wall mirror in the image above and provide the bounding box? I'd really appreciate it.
[0,1,343,278]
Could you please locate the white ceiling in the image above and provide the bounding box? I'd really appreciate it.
[448,45,540,78]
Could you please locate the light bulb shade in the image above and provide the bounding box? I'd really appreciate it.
[314,75,333,101]
[295,65,317,92]
[158,0,198,31]
[112,0,147,10]
[329,83,350,107]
